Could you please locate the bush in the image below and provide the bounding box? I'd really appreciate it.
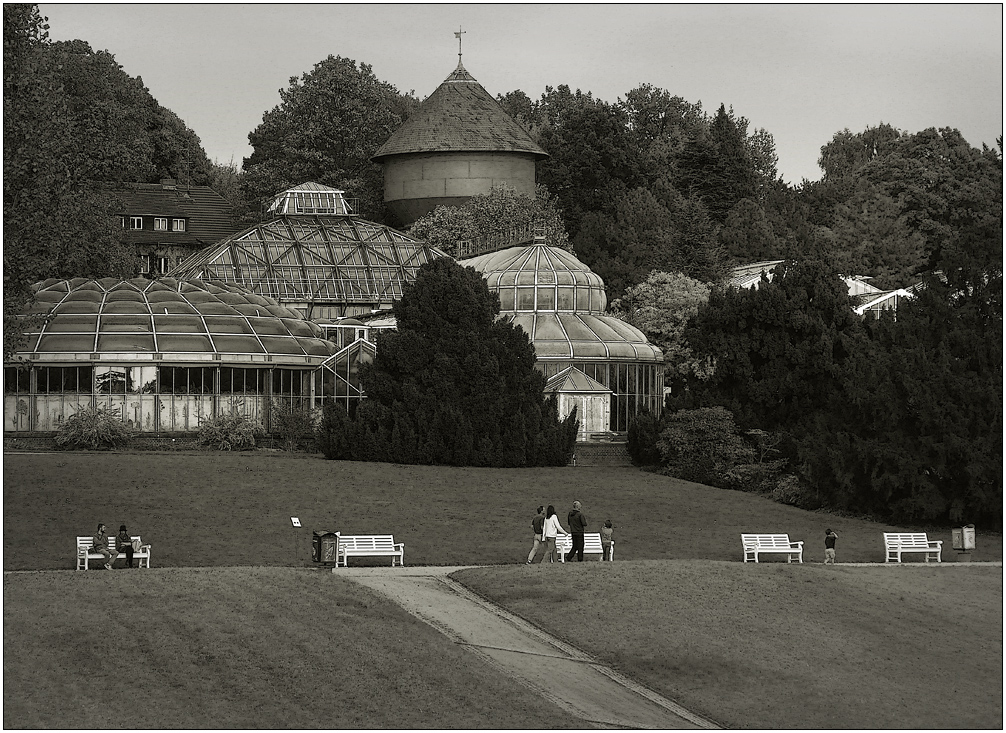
[196,413,265,451]
[627,410,661,465]
[55,405,134,450]
[657,406,755,486]
[721,459,788,493]
[771,474,822,509]
[270,402,319,452]
[317,402,357,460]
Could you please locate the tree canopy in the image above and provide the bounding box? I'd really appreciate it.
[241,55,417,223]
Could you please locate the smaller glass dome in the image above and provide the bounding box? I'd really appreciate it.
[20,278,338,364]
[462,243,607,314]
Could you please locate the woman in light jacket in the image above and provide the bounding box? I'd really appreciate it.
[541,505,570,563]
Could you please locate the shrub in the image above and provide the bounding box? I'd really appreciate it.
[55,405,134,450]
[270,402,319,452]
[721,459,789,493]
[627,410,661,465]
[771,474,822,509]
[196,413,265,451]
[657,406,755,486]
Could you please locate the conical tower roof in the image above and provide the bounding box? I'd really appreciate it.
[371,61,548,162]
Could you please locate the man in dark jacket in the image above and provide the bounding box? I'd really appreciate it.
[565,500,588,562]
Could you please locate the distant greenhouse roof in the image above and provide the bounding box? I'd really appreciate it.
[18,278,338,364]
[170,185,449,307]
[371,61,547,162]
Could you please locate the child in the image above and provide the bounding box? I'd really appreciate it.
[824,528,838,564]
[600,519,614,561]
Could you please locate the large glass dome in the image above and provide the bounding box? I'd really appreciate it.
[21,277,337,364]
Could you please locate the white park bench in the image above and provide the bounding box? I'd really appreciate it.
[76,535,151,570]
[556,532,612,561]
[883,532,942,563]
[337,534,405,567]
[741,533,804,563]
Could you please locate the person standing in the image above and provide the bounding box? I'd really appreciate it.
[541,505,569,563]
[526,506,546,564]
[600,519,614,561]
[565,500,588,562]
[824,528,838,564]
[116,524,135,568]
[92,523,115,570]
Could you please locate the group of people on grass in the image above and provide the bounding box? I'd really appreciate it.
[526,501,613,564]
[91,523,138,569]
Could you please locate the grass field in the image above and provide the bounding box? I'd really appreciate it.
[4,451,1003,729]
[3,567,578,729]
[456,561,1003,729]
[4,452,1001,570]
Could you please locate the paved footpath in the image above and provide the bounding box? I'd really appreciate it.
[338,565,718,730]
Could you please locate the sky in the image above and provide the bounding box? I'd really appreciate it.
[39,3,1003,185]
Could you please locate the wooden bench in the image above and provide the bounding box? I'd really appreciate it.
[556,532,613,561]
[883,532,942,563]
[337,534,404,567]
[76,536,151,571]
[741,533,804,563]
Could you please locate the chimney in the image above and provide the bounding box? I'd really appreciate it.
[160,179,177,190]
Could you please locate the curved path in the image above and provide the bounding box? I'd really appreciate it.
[339,566,718,730]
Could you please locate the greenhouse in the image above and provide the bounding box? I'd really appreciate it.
[461,239,663,432]
[170,183,450,319]
[3,277,350,433]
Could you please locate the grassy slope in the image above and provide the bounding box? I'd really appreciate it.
[455,561,1004,729]
[3,452,1001,571]
[3,567,577,730]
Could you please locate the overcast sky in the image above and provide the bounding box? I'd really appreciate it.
[39,3,1003,184]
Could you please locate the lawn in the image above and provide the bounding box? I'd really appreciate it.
[4,451,1003,729]
[4,451,1001,570]
[456,561,1003,729]
[3,567,577,729]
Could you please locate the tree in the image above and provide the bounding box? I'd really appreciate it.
[681,259,863,431]
[3,5,136,359]
[535,85,643,238]
[609,271,712,382]
[242,55,417,222]
[320,258,579,466]
[408,184,571,258]
[572,182,726,299]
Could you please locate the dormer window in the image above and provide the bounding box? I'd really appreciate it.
[172,218,186,232]
[130,217,143,230]
[154,217,168,231]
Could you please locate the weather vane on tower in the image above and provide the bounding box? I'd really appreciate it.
[455,26,466,63]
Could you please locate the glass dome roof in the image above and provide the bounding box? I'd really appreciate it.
[461,241,660,363]
[462,242,607,314]
[19,278,338,364]
[170,183,449,314]
[503,313,662,362]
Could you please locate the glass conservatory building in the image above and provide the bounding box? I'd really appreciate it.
[461,240,663,432]
[170,183,449,319]
[3,277,352,433]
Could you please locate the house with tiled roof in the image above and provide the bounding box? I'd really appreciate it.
[112,179,239,277]
[372,59,549,227]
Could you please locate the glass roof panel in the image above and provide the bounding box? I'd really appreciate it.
[211,335,265,354]
[103,301,150,314]
[152,315,207,333]
[37,334,96,352]
[47,314,98,332]
[157,334,214,353]
[259,336,305,355]
[100,315,153,332]
[96,333,156,352]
